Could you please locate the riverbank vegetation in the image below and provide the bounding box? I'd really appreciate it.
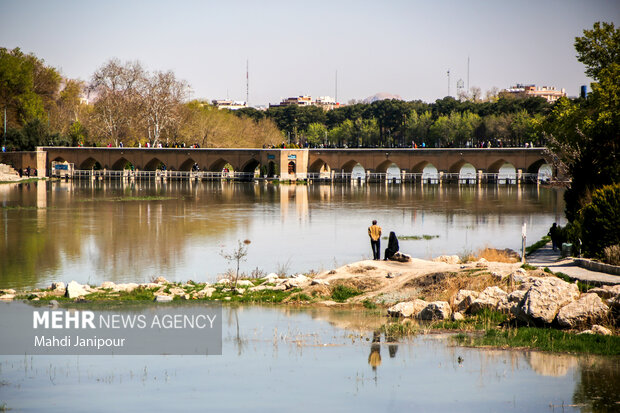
[454,326,620,356]
[544,22,620,264]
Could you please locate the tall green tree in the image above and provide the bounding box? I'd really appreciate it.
[0,47,60,128]
[546,22,620,223]
[574,22,620,80]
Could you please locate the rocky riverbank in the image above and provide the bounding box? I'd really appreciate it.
[1,255,618,338]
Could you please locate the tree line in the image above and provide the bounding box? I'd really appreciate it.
[235,93,551,148]
[0,51,281,150]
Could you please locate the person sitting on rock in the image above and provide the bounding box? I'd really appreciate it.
[384,232,411,262]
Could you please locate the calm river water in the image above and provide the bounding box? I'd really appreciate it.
[0,180,565,289]
[0,305,617,412]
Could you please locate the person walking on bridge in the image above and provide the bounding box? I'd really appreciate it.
[368,220,382,260]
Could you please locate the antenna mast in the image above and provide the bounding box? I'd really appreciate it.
[246,59,249,106]
[447,69,451,97]
[335,70,338,103]
[467,56,470,91]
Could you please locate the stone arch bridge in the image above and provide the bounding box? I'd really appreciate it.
[38,147,555,180]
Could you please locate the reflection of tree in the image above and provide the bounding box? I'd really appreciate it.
[572,356,620,412]
[0,181,253,288]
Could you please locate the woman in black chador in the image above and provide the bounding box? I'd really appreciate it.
[384,232,399,260]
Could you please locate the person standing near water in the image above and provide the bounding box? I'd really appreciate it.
[368,220,382,260]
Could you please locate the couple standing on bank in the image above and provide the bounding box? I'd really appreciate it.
[368,220,411,262]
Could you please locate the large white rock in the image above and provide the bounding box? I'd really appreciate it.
[216,279,231,285]
[589,285,620,300]
[454,290,480,312]
[516,277,580,325]
[168,287,185,296]
[264,273,279,282]
[311,279,330,286]
[65,281,89,299]
[154,295,173,303]
[418,301,452,320]
[114,283,140,292]
[235,280,254,287]
[267,284,287,291]
[468,286,507,314]
[387,299,428,318]
[249,285,268,292]
[498,290,527,315]
[433,255,460,265]
[51,282,66,292]
[100,281,116,289]
[196,287,216,298]
[284,276,311,289]
[556,293,609,329]
[452,312,465,321]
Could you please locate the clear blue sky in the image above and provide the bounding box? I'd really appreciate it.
[1,0,618,105]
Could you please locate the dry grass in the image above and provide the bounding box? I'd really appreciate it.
[603,244,620,266]
[476,247,520,263]
[404,270,504,305]
[351,265,377,274]
[333,277,382,292]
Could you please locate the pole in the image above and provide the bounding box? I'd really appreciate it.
[521,222,527,263]
[3,107,6,150]
[335,70,338,103]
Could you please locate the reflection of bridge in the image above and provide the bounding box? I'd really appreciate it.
[35,147,555,183]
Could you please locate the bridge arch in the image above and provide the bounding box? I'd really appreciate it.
[144,158,166,171]
[241,158,260,173]
[449,159,477,174]
[376,159,400,173]
[527,159,549,174]
[411,161,430,174]
[52,156,67,163]
[209,158,234,172]
[341,160,363,173]
[80,157,103,170]
[179,158,197,171]
[488,159,509,174]
[111,157,134,170]
[528,158,553,181]
[309,158,331,173]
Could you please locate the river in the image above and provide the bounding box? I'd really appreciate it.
[0,304,617,412]
[1,180,565,289]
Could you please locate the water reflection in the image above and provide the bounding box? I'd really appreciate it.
[0,304,616,412]
[1,181,565,289]
[526,351,578,377]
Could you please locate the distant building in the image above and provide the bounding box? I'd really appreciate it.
[503,84,566,103]
[269,95,340,110]
[212,100,247,110]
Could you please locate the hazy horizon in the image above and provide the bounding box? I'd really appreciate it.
[1,0,618,106]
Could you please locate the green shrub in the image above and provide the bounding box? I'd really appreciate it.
[580,184,620,258]
[362,299,377,309]
[331,285,362,302]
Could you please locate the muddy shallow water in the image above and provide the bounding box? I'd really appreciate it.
[0,304,617,412]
